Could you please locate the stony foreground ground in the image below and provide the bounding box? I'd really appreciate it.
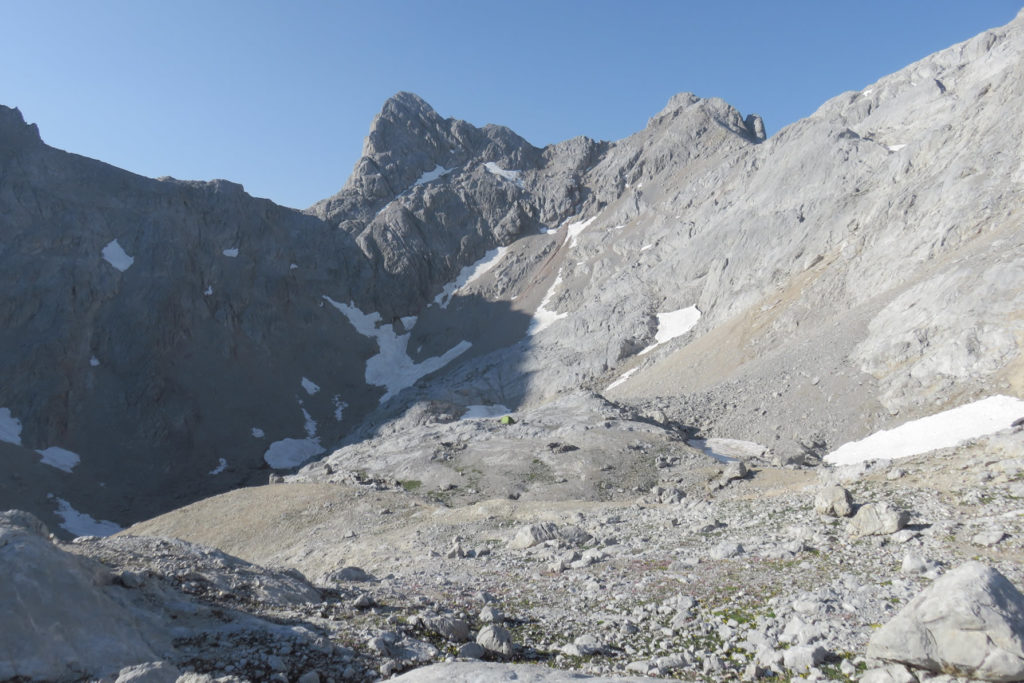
[6,425,1021,682]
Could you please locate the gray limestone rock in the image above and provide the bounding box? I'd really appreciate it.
[0,512,168,681]
[509,522,559,549]
[476,624,514,656]
[427,615,470,643]
[848,503,909,537]
[867,561,1024,681]
[814,485,854,517]
[113,661,181,683]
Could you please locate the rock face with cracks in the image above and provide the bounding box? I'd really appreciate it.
[868,561,1024,681]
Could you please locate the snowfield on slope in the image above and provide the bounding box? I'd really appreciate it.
[101,239,134,271]
[639,306,701,355]
[0,408,22,445]
[36,446,81,473]
[51,496,122,537]
[324,296,471,403]
[433,246,510,309]
[825,395,1024,465]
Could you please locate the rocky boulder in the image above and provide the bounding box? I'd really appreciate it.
[814,485,853,517]
[867,561,1024,681]
[847,502,909,537]
[0,511,168,681]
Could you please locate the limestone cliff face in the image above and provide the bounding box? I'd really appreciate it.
[0,106,375,529]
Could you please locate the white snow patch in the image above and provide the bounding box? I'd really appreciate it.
[323,295,472,403]
[0,408,22,445]
[301,406,317,438]
[332,395,348,422]
[208,458,227,475]
[203,285,213,296]
[89,356,100,367]
[400,315,418,331]
[483,162,523,186]
[251,427,265,438]
[862,89,874,96]
[415,164,453,186]
[528,273,568,335]
[825,395,1024,466]
[36,446,81,473]
[222,247,239,258]
[301,377,320,395]
[462,404,511,420]
[52,496,122,537]
[566,217,597,248]
[639,306,701,355]
[640,244,654,251]
[610,224,625,231]
[433,246,510,308]
[604,367,639,392]
[887,144,907,152]
[263,438,325,470]
[290,263,299,270]
[687,438,767,463]
[101,239,134,272]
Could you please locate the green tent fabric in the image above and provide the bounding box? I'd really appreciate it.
[499,415,516,425]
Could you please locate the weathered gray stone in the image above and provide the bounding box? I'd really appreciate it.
[0,513,168,681]
[848,503,909,537]
[476,624,514,656]
[859,664,917,683]
[814,485,853,517]
[456,642,485,659]
[867,561,1024,681]
[428,615,470,643]
[508,523,558,549]
[113,661,180,683]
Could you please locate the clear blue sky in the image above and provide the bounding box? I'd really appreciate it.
[2,1,1020,209]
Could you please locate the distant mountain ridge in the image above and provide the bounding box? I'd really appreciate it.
[2,8,1023,536]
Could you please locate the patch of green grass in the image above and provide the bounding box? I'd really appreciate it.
[400,479,422,492]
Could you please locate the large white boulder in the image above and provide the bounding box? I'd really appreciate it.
[867,561,1024,681]
[0,511,168,681]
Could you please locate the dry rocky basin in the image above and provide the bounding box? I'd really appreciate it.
[5,412,1024,681]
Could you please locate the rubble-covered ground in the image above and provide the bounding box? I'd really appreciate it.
[13,412,1015,682]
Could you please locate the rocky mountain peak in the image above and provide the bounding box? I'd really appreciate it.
[0,105,42,149]
[648,92,765,142]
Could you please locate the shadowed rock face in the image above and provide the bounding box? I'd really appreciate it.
[4,10,1024,534]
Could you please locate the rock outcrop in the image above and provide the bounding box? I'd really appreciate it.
[868,562,1024,681]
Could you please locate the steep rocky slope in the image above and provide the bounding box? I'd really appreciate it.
[362,9,1024,465]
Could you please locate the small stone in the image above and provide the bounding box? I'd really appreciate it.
[859,664,917,683]
[900,552,929,575]
[113,661,180,683]
[476,624,514,656]
[710,541,744,560]
[456,642,485,659]
[508,523,558,549]
[814,485,853,517]
[971,530,1006,547]
[479,604,504,623]
[352,593,374,609]
[848,502,909,537]
[782,645,828,672]
[296,672,320,683]
[429,615,470,642]
[328,566,376,582]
